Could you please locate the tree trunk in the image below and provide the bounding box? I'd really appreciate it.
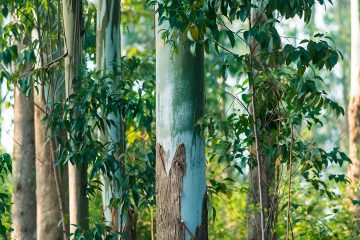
[35,92,66,240]
[32,13,67,238]
[246,2,276,239]
[247,145,276,240]
[63,0,89,233]
[338,0,350,153]
[12,59,36,240]
[155,20,207,240]
[348,0,360,214]
[96,0,133,236]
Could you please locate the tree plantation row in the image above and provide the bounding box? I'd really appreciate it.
[0,0,359,239]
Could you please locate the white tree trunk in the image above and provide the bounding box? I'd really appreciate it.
[96,0,126,233]
[155,19,207,240]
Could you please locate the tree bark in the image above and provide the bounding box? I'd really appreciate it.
[35,92,65,240]
[12,57,36,240]
[348,0,360,214]
[337,0,350,153]
[32,11,67,238]
[63,0,89,233]
[96,0,132,237]
[246,2,276,239]
[155,19,207,240]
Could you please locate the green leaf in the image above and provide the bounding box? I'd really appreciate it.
[226,31,235,47]
[1,6,8,17]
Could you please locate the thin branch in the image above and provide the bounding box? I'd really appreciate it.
[18,53,68,80]
[3,121,48,167]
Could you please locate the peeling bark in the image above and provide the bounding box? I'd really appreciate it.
[156,9,207,239]
[156,144,186,240]
[156,144,208,240]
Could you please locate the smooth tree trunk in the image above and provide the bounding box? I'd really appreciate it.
[12,60,36,240]
[35,92,65,240]
[32,21,66,239]
[96,2,122,227]
[155,20,208,240]
[348,0,360,213]
[63,0,89,233]
[338,0,350,152]
[97,0,133,236]
[55,0,70,235]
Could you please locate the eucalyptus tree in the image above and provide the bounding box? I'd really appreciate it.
[12,39,36,240]
[155,13,207,240]
[63,0,89,233]
[32,1,68,238]
[33,51,66,239]
[0,2,66,239]
[96,0,126,233]
[240,2,346,239]
[246,3,275,239]
[348,0,360,214]
[169,0,347,239]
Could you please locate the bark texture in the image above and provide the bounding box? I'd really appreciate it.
[35,92,64,240]
[12,63,36,240]
[156,15,207,239]
[348,0,360,214]
[68,163,88,230]
[63,0,89,233]
[247,156,275,240]
[156,144,186,240]
[349,98,360,186]
[31,21,67,239]
[122,209,138,240]
[246,2,276,239]
[156,144,208,240]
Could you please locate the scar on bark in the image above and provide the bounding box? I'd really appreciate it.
[156,143,186,240]
[157,144,208,240]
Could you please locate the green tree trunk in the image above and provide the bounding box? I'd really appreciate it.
[12,42,36,240]
[155,20,207,240]
[63,0,89,233]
